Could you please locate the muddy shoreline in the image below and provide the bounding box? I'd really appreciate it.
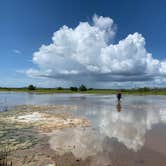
[0,105,91,166]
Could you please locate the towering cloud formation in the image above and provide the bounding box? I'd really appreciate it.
[27,15,166,87]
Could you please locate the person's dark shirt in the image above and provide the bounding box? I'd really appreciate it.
[117,93,122,99]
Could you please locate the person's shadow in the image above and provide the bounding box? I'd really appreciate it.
[116,102,122,112]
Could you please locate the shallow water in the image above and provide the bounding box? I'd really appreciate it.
[1,92,166,165]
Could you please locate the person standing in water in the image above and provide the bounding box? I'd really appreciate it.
[117,92,122,102]
[116,92,122,112]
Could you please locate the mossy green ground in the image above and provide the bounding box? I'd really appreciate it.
[0,109,40,151]
[0,105,82,151]
[0,105,90,165]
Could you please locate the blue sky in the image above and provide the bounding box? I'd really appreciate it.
[0,0,166,88]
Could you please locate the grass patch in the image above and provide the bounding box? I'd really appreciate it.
[1,87,166,95]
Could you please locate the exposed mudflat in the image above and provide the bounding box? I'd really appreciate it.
[0,104,90,166]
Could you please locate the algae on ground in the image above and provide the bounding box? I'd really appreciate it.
[0,104,89,150]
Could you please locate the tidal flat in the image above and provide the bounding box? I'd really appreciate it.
[0,104,90,166]
[0,92,166,166]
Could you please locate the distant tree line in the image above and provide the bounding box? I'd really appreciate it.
[26,84,92,91]
[27,84,36,90]
[1,85,166,92]
[70,85,88,91]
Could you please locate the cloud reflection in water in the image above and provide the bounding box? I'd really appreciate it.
[49,100,166,160]
[99,104,166,151]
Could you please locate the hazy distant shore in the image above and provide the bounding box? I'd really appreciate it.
[1,87,166,95]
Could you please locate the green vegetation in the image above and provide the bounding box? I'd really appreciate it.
[0,148,12,166]
[57,87,63,90]
[70,87,78,91]
[0,86,166,95]
[79,84,87,91]
[27,84,36,90]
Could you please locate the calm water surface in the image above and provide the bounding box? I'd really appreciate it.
[0,92,166,166]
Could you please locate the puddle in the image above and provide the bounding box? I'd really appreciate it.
[49,127,104,159]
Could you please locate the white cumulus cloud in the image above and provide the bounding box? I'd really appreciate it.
[26,15,166,87]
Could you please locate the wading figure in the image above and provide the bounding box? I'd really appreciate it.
[116,92,122,102]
